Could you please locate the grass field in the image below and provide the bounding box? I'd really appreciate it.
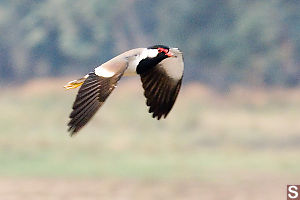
[0,77,300,199]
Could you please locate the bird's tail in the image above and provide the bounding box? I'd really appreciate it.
[64,75,88,90]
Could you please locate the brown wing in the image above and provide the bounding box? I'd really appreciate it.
[68,71,125,135]
[140,67,183,120]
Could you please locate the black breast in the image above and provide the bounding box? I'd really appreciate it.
[136,54,168,74]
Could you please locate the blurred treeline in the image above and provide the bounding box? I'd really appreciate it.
[0,0,300,88]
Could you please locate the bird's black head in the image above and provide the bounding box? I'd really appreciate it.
[136,45,173,74]
[148,44,170,50]
[147,44,173,58]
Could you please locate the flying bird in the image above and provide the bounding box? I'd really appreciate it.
[64,45,184,135]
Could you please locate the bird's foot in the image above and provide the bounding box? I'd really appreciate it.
[64,78,85,90]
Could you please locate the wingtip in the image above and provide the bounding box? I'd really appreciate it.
[151,112,164,120]
[68,127,78,137]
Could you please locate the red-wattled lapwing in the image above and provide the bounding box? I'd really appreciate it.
[64,45,184,135]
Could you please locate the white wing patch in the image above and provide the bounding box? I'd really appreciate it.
[94,65,115,77]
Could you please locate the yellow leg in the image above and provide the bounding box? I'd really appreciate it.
[64,77,86,90]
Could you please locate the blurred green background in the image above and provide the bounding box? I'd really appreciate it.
[1,0,300,88]
[0,0,300,199]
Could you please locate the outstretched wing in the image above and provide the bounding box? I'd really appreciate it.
[68,63,127,135]
[139,48,184,119]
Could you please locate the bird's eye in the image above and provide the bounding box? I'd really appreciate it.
[158,48,168,54]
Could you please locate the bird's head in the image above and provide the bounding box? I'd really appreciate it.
[136,45,177,74]
[148,45,175,58]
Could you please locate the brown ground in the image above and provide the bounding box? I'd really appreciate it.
[0,177,288,200]
[1,78,299,200]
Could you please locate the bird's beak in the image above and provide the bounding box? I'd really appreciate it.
[166,51,177,58]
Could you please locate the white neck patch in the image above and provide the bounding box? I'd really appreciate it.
[135,48,159,67]
[126,48,159,75]
[139,48,159,60]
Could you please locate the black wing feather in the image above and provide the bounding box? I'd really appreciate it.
[140,67,182,120]
[68,72,124,135]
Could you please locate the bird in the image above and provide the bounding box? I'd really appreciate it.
[64,45,184,135]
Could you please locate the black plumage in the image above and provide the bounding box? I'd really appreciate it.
[68,72,124,135]
[140,67,182,119]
